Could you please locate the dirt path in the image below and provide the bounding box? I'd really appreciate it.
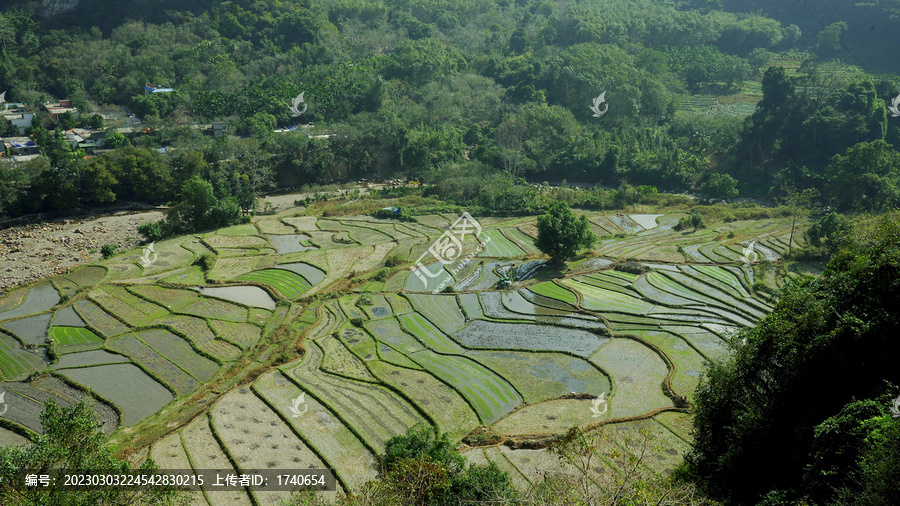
[0,211,164,291]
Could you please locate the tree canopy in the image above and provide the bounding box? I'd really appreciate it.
[534,202,595,263]
[686,210,900,503]
[0,400,178,505]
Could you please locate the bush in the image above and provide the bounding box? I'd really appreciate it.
[700,173,739,200]
[690,213,705,229]
[100,244,117,259]
[675,213,705,231]
[137,221,167,242]
[384,254,405,268]
[195,252,216,272]
[356,293,374,306]
[373,269,391,282]
[614,260,649,275]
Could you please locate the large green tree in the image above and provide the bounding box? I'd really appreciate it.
[700,173,739,200]
[534,202,595,262]
[376,424,514,506]
[824,139,900,212]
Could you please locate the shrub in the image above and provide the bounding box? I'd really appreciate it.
[137,221,167,242]
[350,317,364,327]
[700,173,739,200]
[676,213,705,231]
[373,269,391,282]
[100,244,117,259]
[384,254,405,268]
[357,293,374,306]
[752,281,771,294]
[690,213,705,230]
[195,252,217,272]
[614,260,649,275]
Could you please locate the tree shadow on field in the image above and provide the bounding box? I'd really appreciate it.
[529,257,578,281]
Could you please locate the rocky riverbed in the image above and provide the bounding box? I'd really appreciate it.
[0,211,164,291]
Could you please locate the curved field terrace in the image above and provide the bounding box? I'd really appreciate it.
[0,203,798,502]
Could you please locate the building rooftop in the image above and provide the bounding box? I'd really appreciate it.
[44,100,76,117]
[144,84,174,93]
[2,137,37,149]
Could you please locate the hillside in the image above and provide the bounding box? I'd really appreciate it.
[0,195,801,502]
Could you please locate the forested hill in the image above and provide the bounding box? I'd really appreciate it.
[1,0,899,221]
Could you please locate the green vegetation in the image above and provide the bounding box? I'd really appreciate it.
[375,424,515,506]
[47,327,103,347]
[0,400,179,505]
[100,244,117,259]
[685,211,900,503]
[235,269,311,299]
[535,202,595,263]
[1,0,898,222]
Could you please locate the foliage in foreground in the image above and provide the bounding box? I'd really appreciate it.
[0,400,180,506]
[686,210,900,503]
[292,424,709,506]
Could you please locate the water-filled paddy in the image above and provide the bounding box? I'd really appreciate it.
[277,262,327,285]
[51,305,86,327]
[51,350,130,369]
[470,350,611,403]
[0,281,60,321]
[514,260,546,281]
[267,234,316,254]
[200,286,276,310]
[629,214,663,229]
[58,363,174,425]
[453,320,607,356]
[1,313,53,345]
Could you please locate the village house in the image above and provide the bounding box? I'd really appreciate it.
[64,127,107,151]
[1,104,35,135]
[43,99,77,120]
[2,136,40,156]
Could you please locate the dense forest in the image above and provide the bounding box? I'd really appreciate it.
[0,0,898,223]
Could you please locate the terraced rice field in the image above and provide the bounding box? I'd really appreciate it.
[0,206,796,502]
[235,269,311,299]
[48,326,103,348]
